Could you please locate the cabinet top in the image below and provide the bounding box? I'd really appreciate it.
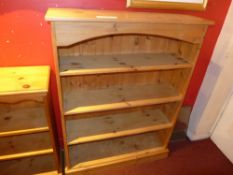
[45,8,214,25]
[0,66,50,96]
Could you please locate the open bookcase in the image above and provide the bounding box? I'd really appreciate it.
[0,66,59,174]
[45,8,213,174]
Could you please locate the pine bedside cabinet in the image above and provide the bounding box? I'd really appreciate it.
[0,66,59,175]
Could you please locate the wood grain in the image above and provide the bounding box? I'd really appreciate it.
[0,66,50,96]
[0,66,59,173]
[69,131,168,171]
[0,154,57,175]
[45,8,213,24]
[61,70,188,91]
[51,23,71,168]
[66,107,172,145]
[63,83,182,115]
[60,53,191,76]
[0,132,52,161]
[58,35,181,56]
[46,8,213,170]
[54,21,208,46]
[0,102,48,137]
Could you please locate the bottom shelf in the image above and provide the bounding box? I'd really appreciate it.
[68,131,169,172]
[66,107,173,145]
[0,154,58,175]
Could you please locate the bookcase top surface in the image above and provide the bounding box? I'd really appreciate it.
[45,8,214,25]
[0,66,50,96]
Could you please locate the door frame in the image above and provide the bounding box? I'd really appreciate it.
[187,1,233,140]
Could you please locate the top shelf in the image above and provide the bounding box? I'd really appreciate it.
[0,66,50,96]
[59,53,192,76]
[45,8,214,25]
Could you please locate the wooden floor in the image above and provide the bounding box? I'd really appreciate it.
[2,139,231,175]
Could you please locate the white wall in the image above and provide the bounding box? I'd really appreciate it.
[187,2,233,140]
[211,90,233,163]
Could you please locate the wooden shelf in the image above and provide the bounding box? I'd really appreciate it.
[0,149,53,161]
[0,132,52,161]
[45,8,214,24]
[63,83,182,115]
[0,127,49,138]
[59,53,191,76]
[0,103,49,137]
[68,132,167,171]
[0,154,57,175]
[67,108,172,145]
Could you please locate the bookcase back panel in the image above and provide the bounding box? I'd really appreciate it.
[66,102,179,121]
[65,102,179,145]
[61,70,190,93]
[58,34,198,63]
[54,21,207,46]
[69,130,169,168]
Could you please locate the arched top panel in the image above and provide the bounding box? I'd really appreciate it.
[46,8,214,46]
[53,21,208,46]
[57,34,197,66]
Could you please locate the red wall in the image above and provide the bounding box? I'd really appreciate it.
[0,0,231,143]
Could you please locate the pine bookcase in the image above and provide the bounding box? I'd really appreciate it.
[45,8,213,174]
[0,66,59,174]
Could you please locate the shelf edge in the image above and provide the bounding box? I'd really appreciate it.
[60,64,192,77]
[0,148,53,161]
[66,147,168,173]
[0,127,49,138]
[64,95,183,116]
[68,123,173,145]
